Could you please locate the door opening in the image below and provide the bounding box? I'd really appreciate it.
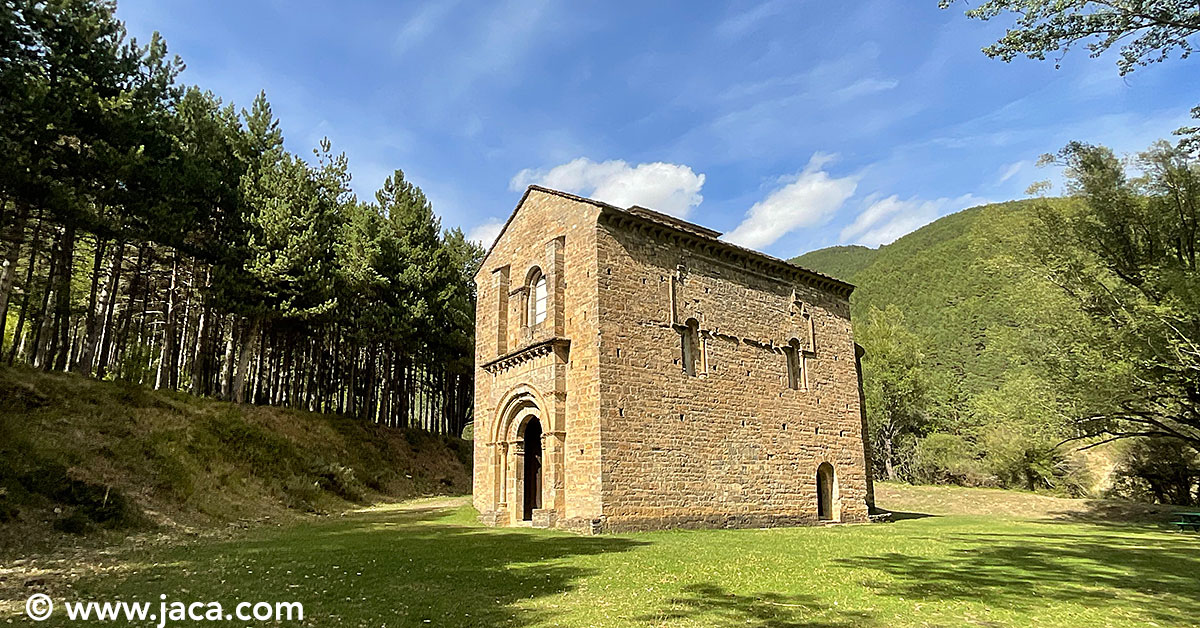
[522,418,543,520]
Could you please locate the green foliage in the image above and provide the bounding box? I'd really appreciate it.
[1031,141,1200,449]
[1108,438,1200,505]
[794,199,1096,494]
[0,0,481,432]
[911,433,986,485]
[967,372,1076,492]
[940,0,1200,76]
[857,305,931,481]
[791,245,877,283]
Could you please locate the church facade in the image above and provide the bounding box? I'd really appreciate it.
[472,186,874,533]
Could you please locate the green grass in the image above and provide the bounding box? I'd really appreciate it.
[28,494,1200,628]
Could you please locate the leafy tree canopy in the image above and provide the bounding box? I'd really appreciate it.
[940,0,1200,75]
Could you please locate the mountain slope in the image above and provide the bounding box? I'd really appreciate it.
[793,198,1077,396]
[791,245,877,283]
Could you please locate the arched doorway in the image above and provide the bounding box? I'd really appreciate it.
[816,462,836,521]
[522,417,543,521]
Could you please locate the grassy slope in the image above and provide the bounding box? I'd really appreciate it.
[21,486,1198,628]
[792,199,1073,396]
[0,366,471,553]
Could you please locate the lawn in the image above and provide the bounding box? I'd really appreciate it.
[20,486,1197,628]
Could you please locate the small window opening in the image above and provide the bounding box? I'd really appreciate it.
[679,318,701,377]
[784,338,804,390]
[525,267,547,327]
[817,462,836,521]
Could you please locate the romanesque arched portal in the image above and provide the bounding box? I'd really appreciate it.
[488,385,562,526]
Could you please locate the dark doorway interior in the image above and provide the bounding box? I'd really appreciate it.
[817,462,834,520]
[522,418,543,520]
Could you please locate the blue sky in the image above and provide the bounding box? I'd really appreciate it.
[116,0,1196,259]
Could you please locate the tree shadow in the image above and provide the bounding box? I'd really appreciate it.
[1045,498,1178,526]
[841,527,1200,625]
[77,505,647,627]
[638,583,876,628]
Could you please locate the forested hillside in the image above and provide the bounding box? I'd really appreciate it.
[795,177,1200,507]
[0,2,479,433]
[796,199,1078,397]
[793,199,1105,493]
[790,245,877,283]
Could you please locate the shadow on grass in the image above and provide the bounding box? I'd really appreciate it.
[877,510,936,522]
[1045,499,1177,526]
[842,527,1200,626]
[90,506,646,627]
[639,583,875,628]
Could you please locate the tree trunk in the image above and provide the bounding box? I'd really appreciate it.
[881,435,895,481]
[74,236,107,374]
[90,240,125,377]
[31,238,60,370]
[232,316,259,404]
[155,251,180,389]
[191,271,212,396]
[50,223,75,371]
[111,245,147,379]
[0,202,30,344]
[222,315,236,400]
[6,208,46,363]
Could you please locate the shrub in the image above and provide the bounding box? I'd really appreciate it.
[911,433,988,485]
[1107,438,1200,505]
[54,511,92,534]
[314,463,366,502]
[282,476,322,512]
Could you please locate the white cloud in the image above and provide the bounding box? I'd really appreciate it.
[840,193,988,247]
[467,218,505,248]
[723,153,858,250]
[510,158,705,218]
[716,0,786,39]
[832,78,899,101]
[995,160,1027,186]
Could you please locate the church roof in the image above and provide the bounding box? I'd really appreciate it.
[479,185,853,296]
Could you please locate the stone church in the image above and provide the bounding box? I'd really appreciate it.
[473,185,874,533]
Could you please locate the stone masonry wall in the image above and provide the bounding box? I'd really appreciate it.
[593,216,870,531]
[473,189,604,526]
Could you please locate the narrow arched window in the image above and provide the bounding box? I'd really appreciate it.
[680,318,700,377]
[527,269,547,326]
[784,338,804,390]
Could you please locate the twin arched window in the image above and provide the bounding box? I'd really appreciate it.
[527,268,547,326]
